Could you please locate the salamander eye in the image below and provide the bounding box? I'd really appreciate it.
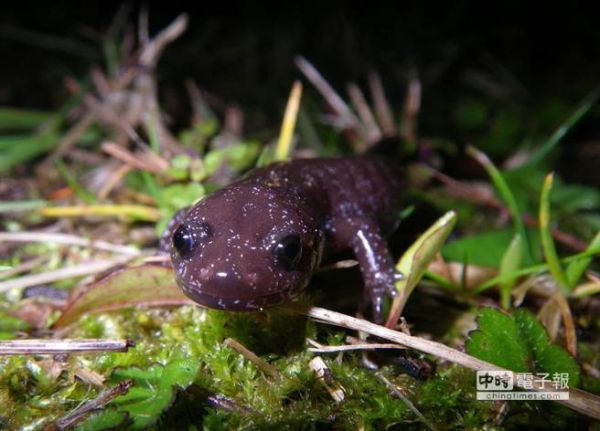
[273,235,302,270]
[172,224,196,258]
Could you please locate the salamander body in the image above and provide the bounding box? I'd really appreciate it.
[168,155,403,319]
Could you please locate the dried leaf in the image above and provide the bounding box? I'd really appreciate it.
[54,264,192,327]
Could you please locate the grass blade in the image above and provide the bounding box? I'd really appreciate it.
[275,81,302,161]
[566,230,600,287]
[475,245,600,293]
[0,200,47,213]
[55,159,97,204]
[467,146,532,262]
[539,173,570,291]
[520,86,600,168]
[0,132,58,172]
[499,233,523,308]
[0,107,52,131]
[38,205,160,221]
[573,281,600,298]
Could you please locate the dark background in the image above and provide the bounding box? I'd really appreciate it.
[1,2,599,137]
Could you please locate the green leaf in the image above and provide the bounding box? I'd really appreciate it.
[392,211,456,312]
[466,308,530,372]
[443,228,540,268]
[513,310,580,387]
[385,211,457,325]
[165,154,196,181]
[110,359,200,429]
[228,140,261,170]
[204,141,261,175]
[467,308,580,387]
[160,183,205,213]
[156,182,205,235]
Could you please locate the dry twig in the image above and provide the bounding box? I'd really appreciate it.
[307,338,405,353]
[0,339,131,355]
[368,72,396,136]
[52,380,133,430]
[400,73,421,146]
[0,231,140,255]
[295,55,359,131]
[0,255,49,280]
[0,255,135,293]
[224,338,279,378]
[309,356,345,402]
[347,83,381,148]
[376,372,437,431]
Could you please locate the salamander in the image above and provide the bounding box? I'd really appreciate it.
[166,155,404,320]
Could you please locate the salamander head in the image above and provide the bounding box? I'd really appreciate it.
[170,182,324,310]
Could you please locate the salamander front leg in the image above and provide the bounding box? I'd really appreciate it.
[352,224,398,323]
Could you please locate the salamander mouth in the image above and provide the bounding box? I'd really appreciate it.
[178,281,305,311]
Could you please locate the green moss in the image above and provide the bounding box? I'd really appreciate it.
[0,310,29,333]
[2,299,597,429]
[1,284,598,430]
[416,366,494,429]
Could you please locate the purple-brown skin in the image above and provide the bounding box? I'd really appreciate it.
[166,155,403,321]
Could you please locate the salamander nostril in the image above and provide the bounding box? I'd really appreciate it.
[172,224,196,258]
